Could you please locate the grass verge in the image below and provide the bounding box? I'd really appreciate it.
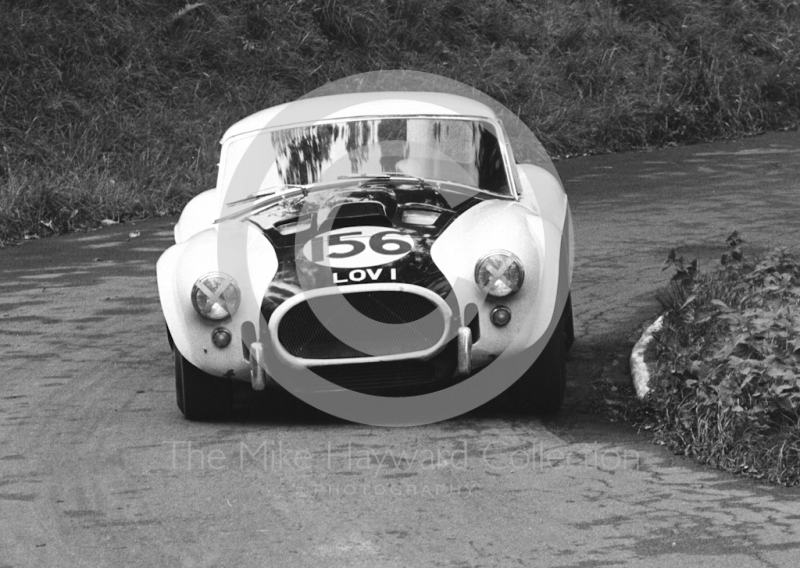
[2,0,799,245]
[601,233,800,486]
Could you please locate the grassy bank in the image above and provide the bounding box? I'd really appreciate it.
[607,234,800,485]
[1,0,799,244]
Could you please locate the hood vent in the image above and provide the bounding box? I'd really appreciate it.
[318,201,393,232]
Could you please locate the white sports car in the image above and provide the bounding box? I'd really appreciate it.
[157,91,574,420]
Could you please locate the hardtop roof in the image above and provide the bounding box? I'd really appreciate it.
[221,91,500,142]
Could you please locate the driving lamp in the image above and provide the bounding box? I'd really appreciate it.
[474,251,524,297]
[191,273,241,320]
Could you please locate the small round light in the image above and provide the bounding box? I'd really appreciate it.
[212,327,232,348]
[475,251,524,297]
[191,273,241,321]
[490,306,512,327]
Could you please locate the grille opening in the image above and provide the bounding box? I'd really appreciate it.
[277,291,445,360]
[308,338,460,396]
[311,361,436,391]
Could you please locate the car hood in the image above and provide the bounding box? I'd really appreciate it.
[247,179,495,317]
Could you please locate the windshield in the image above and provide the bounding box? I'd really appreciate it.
[221,117,513,197]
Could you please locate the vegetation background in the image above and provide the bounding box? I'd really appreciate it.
[1,0,798,244]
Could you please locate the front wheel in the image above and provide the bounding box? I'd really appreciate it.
[174,347,233,420]
[509,311,567,414]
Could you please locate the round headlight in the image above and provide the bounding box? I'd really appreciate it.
[191,273,241,320]
[474,251,524,297]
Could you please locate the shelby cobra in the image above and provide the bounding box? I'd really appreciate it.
[157,91,574,420]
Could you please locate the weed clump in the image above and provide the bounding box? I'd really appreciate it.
[639,232,800,485]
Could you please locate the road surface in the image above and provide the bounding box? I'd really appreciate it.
[1,131,799,567]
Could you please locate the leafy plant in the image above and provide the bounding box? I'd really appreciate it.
[627,232,800,485]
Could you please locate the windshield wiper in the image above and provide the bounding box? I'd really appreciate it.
[225,184,309,206]
[338,172,425,186]
[215,186,310,224]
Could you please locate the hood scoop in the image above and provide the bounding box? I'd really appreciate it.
[317,200,393,232]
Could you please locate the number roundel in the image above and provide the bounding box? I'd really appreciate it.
[302,226,416,268]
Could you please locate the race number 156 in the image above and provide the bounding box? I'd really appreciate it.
[303,227,415,268]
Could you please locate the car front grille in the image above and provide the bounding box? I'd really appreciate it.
[276,290,446,360]
[309,360,437,392]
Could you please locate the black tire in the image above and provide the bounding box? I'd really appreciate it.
[564,293,575,351]
[174,347,233,420]
[509,310,567,414]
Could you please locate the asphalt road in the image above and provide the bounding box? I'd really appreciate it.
[1,130,799,567]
